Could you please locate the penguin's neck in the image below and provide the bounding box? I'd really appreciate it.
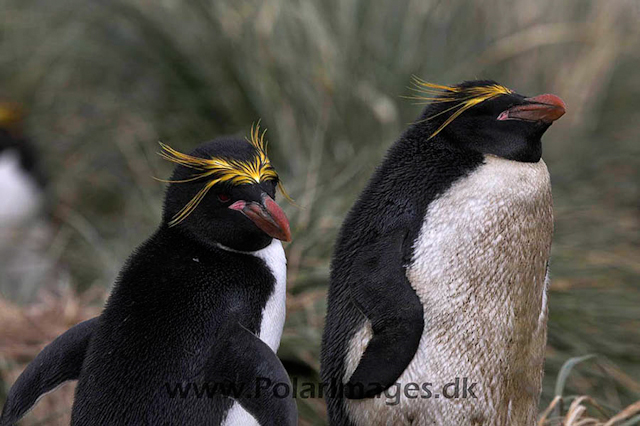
[160,222,272,253]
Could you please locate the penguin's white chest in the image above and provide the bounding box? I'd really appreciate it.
[222,239,287,426]
[252,239,287,352]
[345,156,553,426]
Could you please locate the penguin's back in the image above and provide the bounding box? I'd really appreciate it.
[343,155,553,426]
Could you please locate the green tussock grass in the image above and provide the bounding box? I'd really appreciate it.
[0,0,638,424]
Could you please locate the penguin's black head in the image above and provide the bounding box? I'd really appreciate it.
[412,78,566,162]
[160,125,291,251]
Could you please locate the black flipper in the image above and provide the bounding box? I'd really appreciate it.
[0,317,98,426]
[205,322,297,426]
[344,228,424,399]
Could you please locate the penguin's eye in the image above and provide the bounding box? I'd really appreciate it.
[217,193,231,203]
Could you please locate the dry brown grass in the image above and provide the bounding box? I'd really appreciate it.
[539,397,640,426]
[0,290,104,425]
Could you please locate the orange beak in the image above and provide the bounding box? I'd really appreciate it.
[229,195,291,242]
[498,94,566,123]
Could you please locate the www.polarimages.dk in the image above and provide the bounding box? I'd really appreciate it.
[164,377,478,406]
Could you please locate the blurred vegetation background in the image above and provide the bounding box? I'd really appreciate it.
[0,0,638,424]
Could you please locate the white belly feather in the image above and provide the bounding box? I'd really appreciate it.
[345,155,553,426]
[0,150,41,224]
[254,239,288,352]
[220,239,287,426]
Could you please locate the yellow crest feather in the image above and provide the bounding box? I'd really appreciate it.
[0,103,24,127]
[408,76,514,139]
[158,123,293,227]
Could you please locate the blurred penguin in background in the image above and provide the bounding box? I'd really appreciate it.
[0,103,43,224]
[0,102,56,304]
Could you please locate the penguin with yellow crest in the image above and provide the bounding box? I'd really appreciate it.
[321,79,565,425]
[1,124,297,425]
